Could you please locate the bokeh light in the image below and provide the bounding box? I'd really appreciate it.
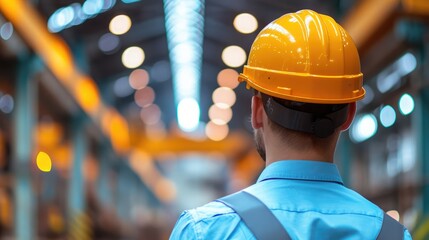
[177,98,200,132]
[109,15,132,35]
[380,105,396,128]
[233,13,258,34]
[209,104,233,125]
[113,76,134,97]
[205,121,229,141]
[129,69,149,90]
[140,104,162,125]
[399,93,415,115]
[0,94,14,114]
[122,46,145,69]
[222,45,246,68]
[98,33,120,53]
[134,87,155,108]
[0,22,13,40]
[350,114,378,143]
[212,87,236,108]
[217,69,239,89]
[36,151,52,172]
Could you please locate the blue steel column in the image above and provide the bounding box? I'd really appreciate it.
[68,114,88,237]
[117,164,129,220]
[417,87,429,216]
[13,55,40,240]
[97,142,112,206]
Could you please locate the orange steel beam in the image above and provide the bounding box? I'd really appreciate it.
[342,0,400,49]
[134,132,252,158]
[342,0,429,49]
[0,0,130,154]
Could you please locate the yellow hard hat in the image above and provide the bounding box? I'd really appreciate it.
[239,9,365,104]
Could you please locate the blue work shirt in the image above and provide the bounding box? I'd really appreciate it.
[170,160,412,239]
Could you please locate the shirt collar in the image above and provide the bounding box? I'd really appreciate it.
[257,160,344,185]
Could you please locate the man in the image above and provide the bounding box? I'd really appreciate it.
[170,9,412,239]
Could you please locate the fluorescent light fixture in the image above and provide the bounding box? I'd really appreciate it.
[350,113,378,143]
[163,0,205,132]
[177,98,200,132]
[379,105,396,128]
[399,93,415,115]
[376,52,417,93]
[48,0,116,32]
[121,0,140,3]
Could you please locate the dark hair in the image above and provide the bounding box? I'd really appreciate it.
[254,89,349,146]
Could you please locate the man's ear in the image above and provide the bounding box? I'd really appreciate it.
[251,96,264,129]
[340,102,356,131]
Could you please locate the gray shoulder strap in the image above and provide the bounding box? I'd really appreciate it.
[376,213,404,240]
[217,191,291,240]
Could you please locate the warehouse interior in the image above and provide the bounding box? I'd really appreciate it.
[0,0,429,239]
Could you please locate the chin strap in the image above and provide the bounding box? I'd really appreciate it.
[261,94,348,138]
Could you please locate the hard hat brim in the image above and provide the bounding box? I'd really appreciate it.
[239,65,365,104]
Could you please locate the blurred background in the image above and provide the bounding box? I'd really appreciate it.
[0,0,428,239]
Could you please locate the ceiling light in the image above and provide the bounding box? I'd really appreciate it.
[47,5,75,32]
[129,69,149,90]
[376,52,417,93]
[222,45,246,68]
[205,121,229,141]
[122,46,145,69]
[399,93,415,115]
[164,0,205,132]
[350,114,378,143]
[134,87,155,108]
[48,1,116,32]
[217,69,239,89]
[177,98,200,132]
[233,13,258,34]
[122,0,140,3]
[208,104,232,125]
[109,14,132,35]
[212,87,236,108]
[82,0,103,16]
[380,105,396,128]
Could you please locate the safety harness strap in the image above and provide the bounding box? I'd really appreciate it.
[217,191,291,240]
[218,191,404,240]
[377,213,405,240]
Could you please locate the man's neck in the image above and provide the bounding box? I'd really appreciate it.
[264,132,338,167]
